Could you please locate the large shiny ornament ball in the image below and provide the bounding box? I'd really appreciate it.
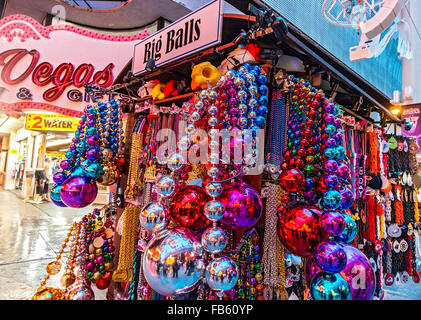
[155,175,176,198]
[320,211,345,236]
[201,226,227,254]
[339,187,354,210]
[310,272,351,300]
[65,281,95,300]
[53,172,67,185]
[205,256,239,291]
[50,184,67,207]
[204,200,225,221]
[279,169,305,192]
[142,227,203,297]
[340,215,358,243]
[277,204,328,257]
[218,181,262,231]
[167,153,185,171]
[60,176,98,208]
[323,190,342,209]
[140,202,169,233]
[339,244,376,300]
[169,185,211,231]
[314,242,347,273]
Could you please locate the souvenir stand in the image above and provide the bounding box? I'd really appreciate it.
[31,7,420,301]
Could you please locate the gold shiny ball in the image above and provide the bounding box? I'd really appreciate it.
[255,273,263,282]
[104,261,114,271]
[89,254,95,260]
[46,261,62,275]
[95,249,102,255]
[32,287,65,300]
[60,272,76,288]
[93,272,102,280]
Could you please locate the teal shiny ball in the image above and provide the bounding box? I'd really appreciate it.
[323,148,336,159]
[339,214,358,243]
[310,272,351,300]
[334,146,347,161]
[85,163,104,180]
[70,166,85,177]
[324,124,336,136]
[323,190,342,209]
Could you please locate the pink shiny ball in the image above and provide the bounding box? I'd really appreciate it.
[218,181,262,231]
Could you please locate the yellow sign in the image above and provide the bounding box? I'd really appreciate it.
[46,151,66,158]
[25,114,80,132]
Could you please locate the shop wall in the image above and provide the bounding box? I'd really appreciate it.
[261,0,402,99]
[402,0,421,104]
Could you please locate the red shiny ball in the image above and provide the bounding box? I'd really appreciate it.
[279,169,305,192]
[95,278,110,290]
[277,204,328,257]
[169,185,211,230]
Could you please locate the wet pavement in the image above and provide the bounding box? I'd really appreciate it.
[0,189,106,300]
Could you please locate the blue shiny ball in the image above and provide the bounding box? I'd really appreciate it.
[258,95,268,106]
[253,65,262,74]
[257,74,267,85]
[87,127,97,136]
[258,85,269,96]
[257,106,268,116]
[254,116,266,128]
[310,272,351,300]
[65,151,74,160]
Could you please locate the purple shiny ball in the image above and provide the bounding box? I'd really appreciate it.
[315,242,347,273]
[218,181,262,231]
[51,197,67,207]
[320,211,346,236]
[339,187,354,210]
[60,160,73,171]
[324,103,335,113]
[86,148,99,161]
[325,138,337,148]
[60,176,98,208]
[336,164,350,180]
[323,174,339,189]
[333,132,343,144]
[339,243,376,300]
[324,160,338,173]
[334,118,343,129]
[86,136,99,146]
[53,172,67,184]
[324,114,335,124]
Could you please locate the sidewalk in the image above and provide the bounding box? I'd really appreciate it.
[0,189,106,300]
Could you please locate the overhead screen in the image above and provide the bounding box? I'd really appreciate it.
[262,0,402,99]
